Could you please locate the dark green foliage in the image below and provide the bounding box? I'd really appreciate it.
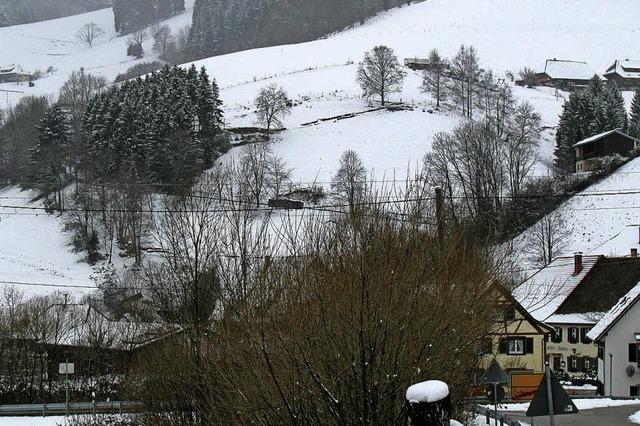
[0,96,50,183]
[0,0,110,26]
[188,0,417,60]
[28,105,71,198]
[629,89,640,138]
[554,76,628,173]
[126,42,144,59]
[83,65,224,188]
[114,61,164,83]
[113,0,185,34]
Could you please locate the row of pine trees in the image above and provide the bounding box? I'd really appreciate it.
[27,65,225,198]
[188,0,415,60]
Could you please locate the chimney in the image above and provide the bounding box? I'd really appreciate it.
[574,253,583,276]
[632,248,638,258]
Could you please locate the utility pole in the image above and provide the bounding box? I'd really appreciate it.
[435,187,444,245]
[545,362,555,426]
[65,354,69,417]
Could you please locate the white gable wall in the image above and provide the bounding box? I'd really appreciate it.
[601,301,640,396]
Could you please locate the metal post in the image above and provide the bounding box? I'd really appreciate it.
[494,382,499,425]
[545,363,555,426]
[65,356,69,417]
[609,353,613,396]
[486,410,490,424]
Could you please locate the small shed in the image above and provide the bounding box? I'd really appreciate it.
[604,60,640,90]
[574,129,640,172]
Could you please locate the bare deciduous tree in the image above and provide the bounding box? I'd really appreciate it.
[524,211,569,267]
[255,84,291,133]
[152,24,173,59]
[421,48,448,108]
[331,150,367,211]
[505,102,541,197]
[76,23,105,48]
[357,45,406,106]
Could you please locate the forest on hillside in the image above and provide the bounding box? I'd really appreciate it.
[0,0,111,26]
[188,0,419,59]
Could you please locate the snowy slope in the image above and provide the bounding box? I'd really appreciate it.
[196,0,639,183]
[0,187,95,297]
[512,157,640,268]
[0,0,195,110]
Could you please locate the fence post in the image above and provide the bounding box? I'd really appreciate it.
[119,401,122,416]
[42,403,46,417]
[499,416,504,426]
[485,410,490,424]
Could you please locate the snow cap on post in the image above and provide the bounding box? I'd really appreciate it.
[405,380,449,404]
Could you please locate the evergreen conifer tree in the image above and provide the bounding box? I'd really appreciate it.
[629,89,640,138]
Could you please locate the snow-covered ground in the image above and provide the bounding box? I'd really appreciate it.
[512,157,640,269]
[492,398,640,412]
[0,187,95,298]
[0,0,195,110]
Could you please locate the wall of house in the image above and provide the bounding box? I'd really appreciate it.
[546,323,598,378]
[481,307,548,374]
[602,303,640,397]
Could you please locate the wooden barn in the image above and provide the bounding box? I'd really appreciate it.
[0,64,31,84]
[404,57,449,72]
[574,129,640,172]
[530,59,597,91]
[603,60,640,90]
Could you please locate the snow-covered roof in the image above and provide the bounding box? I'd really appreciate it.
[546,312,604,325]
[590,225,640,257]
[573,129,639,147]
[544,59,597,81]
[0,64,16,74]
[604,60,640,79]
[587,282,640,342]
[513,255,601,322]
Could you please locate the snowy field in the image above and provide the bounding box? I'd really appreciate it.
[0,0,196,111]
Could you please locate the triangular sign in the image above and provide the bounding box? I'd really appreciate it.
[526,371,578,417]
[481,359,509,384]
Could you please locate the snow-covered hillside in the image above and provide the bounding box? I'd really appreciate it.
[193,0,639,183]
[512,157,640,268]
[0,0,195,110]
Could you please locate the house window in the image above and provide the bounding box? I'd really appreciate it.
[580,328,592,344]
[568,327,579,344]
[568,356,579,373]
[629,343,639,363]
[499,337,534,355]
[632,386,639,397]
[509,338,525,355]
[551,327,563,343]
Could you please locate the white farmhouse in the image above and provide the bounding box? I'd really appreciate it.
[588,283,640,397]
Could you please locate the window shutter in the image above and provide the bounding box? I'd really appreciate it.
[525,337,534,354]
[567,356,575,372]
[578,357,585,373]
[498,338,508,354]
[569,328,578,344]
[630,343,638,363]
[558,327,563,343]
